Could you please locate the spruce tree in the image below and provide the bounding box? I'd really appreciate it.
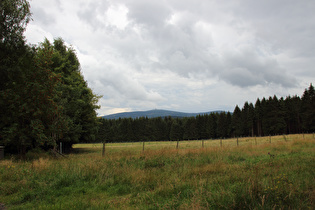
[232,105,242,137]
[301,84,315,132]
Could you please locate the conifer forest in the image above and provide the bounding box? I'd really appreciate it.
[97,85,315,143]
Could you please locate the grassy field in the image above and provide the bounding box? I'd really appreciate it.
[0,134,314,209]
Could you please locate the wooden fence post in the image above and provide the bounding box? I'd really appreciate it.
[255,136,257,145]
[269,135,271,144]
[60,142,62,154]
[202,140,204,148]
[220,139,222,147]
[176,140,179,149]
[142,142,145,152]
[283,135,287,142]
[237,138,239,146]
[102,142,106,157]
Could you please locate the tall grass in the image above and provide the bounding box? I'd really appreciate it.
[74,133,313,152]
[0,134,314,209]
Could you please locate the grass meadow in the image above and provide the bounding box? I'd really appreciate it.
[0,134,314,209]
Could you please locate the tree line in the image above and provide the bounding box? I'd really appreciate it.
[97,84,315,143]
[0,0,99,155]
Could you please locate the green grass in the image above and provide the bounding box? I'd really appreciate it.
[1,134,314,209]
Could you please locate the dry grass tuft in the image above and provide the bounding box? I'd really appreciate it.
[31,158,51,171]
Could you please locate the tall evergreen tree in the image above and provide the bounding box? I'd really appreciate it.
[216,112,228,138]
[97,118,111,142]
[284,96,302,134]
[301,84,315,132]
[254,98,263,136]
[153,117,168,141]
[183,117,197,140]
[261,96,286,135]
[226,112,232,137]
[196,115,208,139]
[260,97,269,136]
[242,102,255,137]
[118,118,135,142]
[169,120,183,141]
[207,113,217,139]
[232,105,242,137]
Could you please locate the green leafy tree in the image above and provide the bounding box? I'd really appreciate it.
[0,0,30,92]
[27,43,67,149]
[0,0,66,155]
[0,0,31,97]
[40,38,100,150]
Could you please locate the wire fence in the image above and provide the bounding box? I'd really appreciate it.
[73,133,315,156]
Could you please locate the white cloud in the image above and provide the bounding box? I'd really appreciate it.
[106,4,129,30]
[25,24,54,44]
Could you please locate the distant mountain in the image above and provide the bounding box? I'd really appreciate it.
[102,109,223,119]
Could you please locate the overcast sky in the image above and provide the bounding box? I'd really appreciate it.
[25,0,315,116]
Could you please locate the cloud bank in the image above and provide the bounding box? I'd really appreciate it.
[25,0,315,115]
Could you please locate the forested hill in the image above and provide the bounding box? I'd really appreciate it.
[102,109,223,119]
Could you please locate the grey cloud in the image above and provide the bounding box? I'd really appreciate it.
[123,0,172,27]
[90,64,164,103]
[77,1,110,30]
[221,67,264,87]
[139,16,298,88]
[30,0,65,26]
[110,76,162,101]
[32,6,56,25]
[219,49,298,87]
[120,0,301,89]
[235,0,315,58]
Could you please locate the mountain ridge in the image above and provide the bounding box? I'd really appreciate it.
[102,109,223,119]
